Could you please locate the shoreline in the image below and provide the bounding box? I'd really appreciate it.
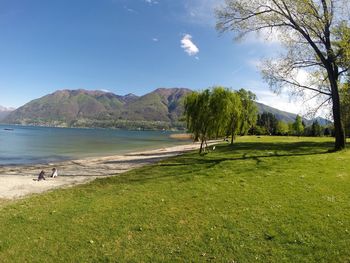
[0,141,218,200]
[0,124,192,166]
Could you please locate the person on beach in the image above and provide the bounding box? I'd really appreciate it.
[51,167,58,178]
[38,170,46,181]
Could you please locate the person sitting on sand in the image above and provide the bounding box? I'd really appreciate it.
[51,167,58,178]
[38,170,46,181]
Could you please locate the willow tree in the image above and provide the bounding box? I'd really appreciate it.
[237,89,258,135]
[227,90,242,144]
[184,91,202,142]
[184,90,211,153]
[210,87,232,138]
[184,87,232,154]
[217,0,350,150]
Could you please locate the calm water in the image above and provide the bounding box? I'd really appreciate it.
[0,125,190,165]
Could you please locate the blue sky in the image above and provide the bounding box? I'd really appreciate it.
[0,0,302,113]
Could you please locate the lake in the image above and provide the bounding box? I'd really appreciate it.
[0,125,190,165]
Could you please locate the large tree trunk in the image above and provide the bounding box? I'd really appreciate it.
[199,139,204,154]
[230,118,236,145]
[231,127,234,145]
[330,78,346,150]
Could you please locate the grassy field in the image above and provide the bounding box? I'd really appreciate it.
[0,136,349,262]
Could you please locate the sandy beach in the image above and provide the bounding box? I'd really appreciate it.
[0,141,216,199]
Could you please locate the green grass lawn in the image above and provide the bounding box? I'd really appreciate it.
[0,136,349,262]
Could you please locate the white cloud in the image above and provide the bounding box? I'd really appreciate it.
[152,37,159,42]
[144,0,159,4]
[123,5,138,13]
[181,34,199,56]
[243,80,330,118]
[100,89,111,93]
[256,90,302,115]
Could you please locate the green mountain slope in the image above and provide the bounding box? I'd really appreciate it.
[3,88,191,128]
[256,102,298,123]
[256,102,331,125]
[3,88,330,128]
[4,90,126,125]
[121,88,190,122]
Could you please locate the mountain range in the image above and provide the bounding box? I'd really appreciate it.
[1,88,330,129]
[2,88,190,129]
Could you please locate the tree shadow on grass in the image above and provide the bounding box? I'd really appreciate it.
[160,141,334,166]
[99,141,336,186]
[218,141,334,153]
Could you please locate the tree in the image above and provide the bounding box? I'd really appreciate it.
[210,87,232,139]
[184,90,211,153]
[311,120,323,136]
[288,122,294,136]
[184,87,233,154]
[336,24,350,137]
[276,121,289,136]
[335,23,350,71]
[293,115,304,137]
[257,112,278,135]
[185,87,257,151]
[216,0,349,150]
[324,125,333,136]
[340,83,350,137]
[252,125,268,135]
[184,91,202,142]
[227,90,242,144]
[237,89,258,135]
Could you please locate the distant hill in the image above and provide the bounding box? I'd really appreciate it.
[256,102,298,123]
[2,88,330,129]
[256,102,331,125]
[3,88,191,129]
[311,116,332,126]
[121,88,191,122]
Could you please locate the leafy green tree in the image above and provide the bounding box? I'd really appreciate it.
[340,83,350,137]
[184,91,202,142]
[210,87,232,139]
[237,89,258,135]
[288,122,294,136]
[184,90,213,153]
[324,126,333,137]
[216,0,349,150]
[293,115,304,137]
[257,112,278,135]
[185,87,257,151]
[227,91,242,144]
[334,23,350,72]
[184,87,234,153]
[251,125,268,135]
[311,120,323,137]
[276,121,289,136]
